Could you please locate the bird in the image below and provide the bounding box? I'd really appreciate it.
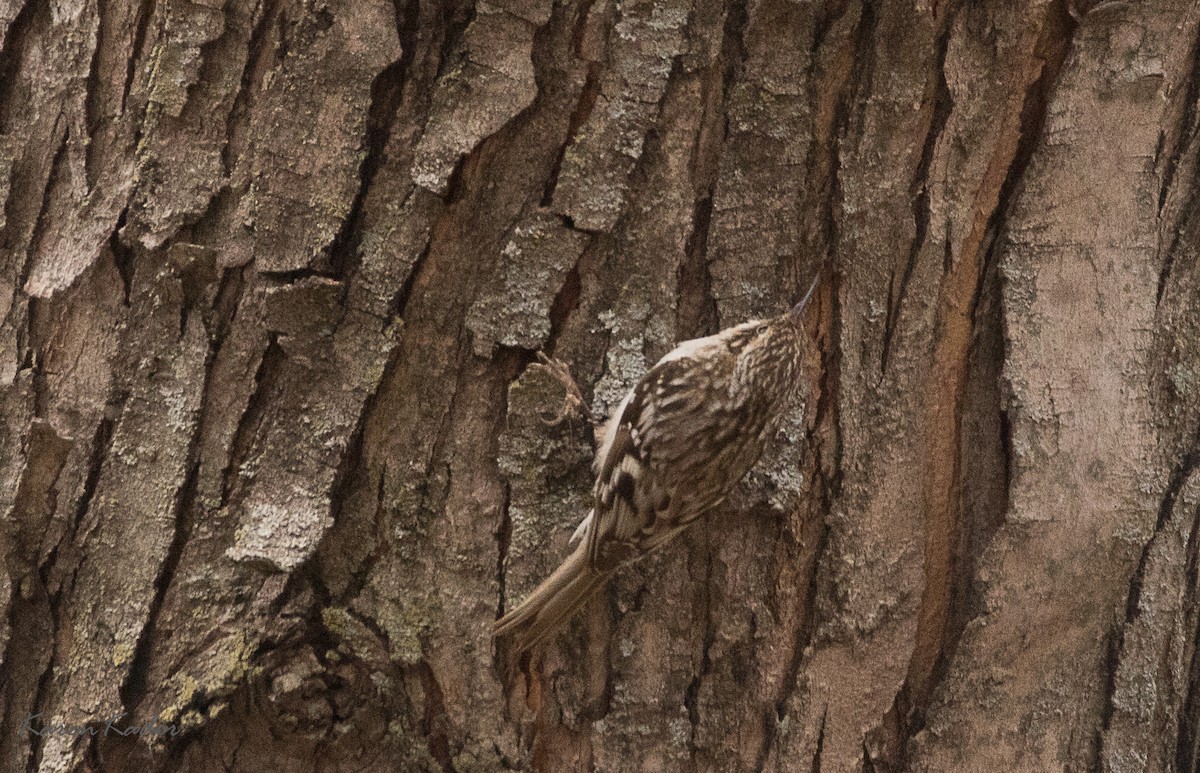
[495,275,821,652]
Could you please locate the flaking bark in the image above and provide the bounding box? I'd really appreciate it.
[1,0,1199,771]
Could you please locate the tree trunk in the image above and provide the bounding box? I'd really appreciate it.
[1,0,1197,770]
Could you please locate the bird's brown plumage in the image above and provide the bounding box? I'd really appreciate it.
[495,281,819,652]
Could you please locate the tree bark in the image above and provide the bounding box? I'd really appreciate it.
[1,0,1198,770]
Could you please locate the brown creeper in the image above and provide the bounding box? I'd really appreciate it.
[495,276,820,652]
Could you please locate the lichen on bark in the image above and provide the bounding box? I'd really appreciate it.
[2,0,1200,771]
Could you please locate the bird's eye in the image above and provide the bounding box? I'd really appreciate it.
[756,324,770,336]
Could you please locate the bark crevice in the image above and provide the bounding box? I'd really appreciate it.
[3,1,1197,769]
[880,11,954,375]
[0,0,43,128]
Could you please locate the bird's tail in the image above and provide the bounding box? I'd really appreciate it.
[495,545,613,652]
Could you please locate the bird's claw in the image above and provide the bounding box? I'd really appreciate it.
[537,352,586,427]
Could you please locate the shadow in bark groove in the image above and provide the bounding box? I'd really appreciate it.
[0,0,46,129]
[879,5,955,377]
[325,0,412,282]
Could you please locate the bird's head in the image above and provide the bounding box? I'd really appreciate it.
[726,272,820,397]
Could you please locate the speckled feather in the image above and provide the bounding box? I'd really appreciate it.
[496,283,817,652]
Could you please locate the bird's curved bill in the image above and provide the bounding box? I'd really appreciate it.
[791,272,820,317]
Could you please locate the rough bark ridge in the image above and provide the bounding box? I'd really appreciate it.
[0,0,1197,770]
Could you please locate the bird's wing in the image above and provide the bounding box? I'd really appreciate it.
[587,380,645,568]
[585,353,710,569]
